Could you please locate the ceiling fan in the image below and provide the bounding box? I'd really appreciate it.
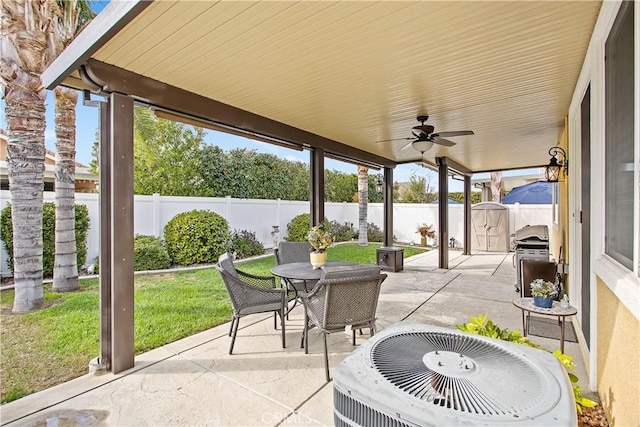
[377,115,474,154]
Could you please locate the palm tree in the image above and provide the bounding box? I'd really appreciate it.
[52,0,95,292]
[357,166,368,245]
[490,171,502,202]
[0,0,92,310]
[52,87,80,291]
[1,0,64,312]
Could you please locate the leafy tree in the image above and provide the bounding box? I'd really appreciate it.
[398,174,437,203]
[223,149,308,200]
[325,170,357,202]
[269,155,309,200]
[449,191,482,204]
[367,176,384,203]
[198,145,228,197]
[200,147,310,200]
[324,170,383,203]
[91,114,387,202]
[133,108,209,196]
[89,132,98,175]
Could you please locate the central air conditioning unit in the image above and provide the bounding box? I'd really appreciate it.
[333,322,576,426]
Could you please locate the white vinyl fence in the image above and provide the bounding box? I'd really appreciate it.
[0,190,552,276]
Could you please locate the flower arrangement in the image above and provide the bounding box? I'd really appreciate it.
[308,225,332,253]
[416,223,436,238]
[530,278,558,299]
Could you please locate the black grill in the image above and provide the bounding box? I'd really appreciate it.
[513,225,549,292]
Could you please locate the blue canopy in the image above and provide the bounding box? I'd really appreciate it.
[502,181,553,204]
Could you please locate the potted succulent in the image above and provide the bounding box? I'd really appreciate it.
[530,278,559,308]
[308,225,332,269]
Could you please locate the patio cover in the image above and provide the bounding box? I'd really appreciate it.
[42,0,601,173]
[38,0,602,374]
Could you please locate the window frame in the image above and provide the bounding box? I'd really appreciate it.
[585,0,639,320]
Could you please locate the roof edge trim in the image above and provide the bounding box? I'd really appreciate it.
[42,0,152,89]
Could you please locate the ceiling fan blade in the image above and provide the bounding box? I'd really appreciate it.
[375,137,414,143]
[431,130,474,138]
[433,137,456,147]
[400,140,415,150]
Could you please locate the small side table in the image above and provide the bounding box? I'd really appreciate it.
[512,297,577,353]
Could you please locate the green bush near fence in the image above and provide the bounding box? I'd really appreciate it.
[231,229,265,259]
[134,235,171,271]
[163,210,231,265]
[285,213,332,242]
[367,222,384,242]
[329,221,357,242]
[0,203,90,277]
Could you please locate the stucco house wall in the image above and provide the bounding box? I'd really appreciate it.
[566,1,640,425]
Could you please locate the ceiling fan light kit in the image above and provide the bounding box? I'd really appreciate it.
[377,115,474,155]
[412,139,434,153]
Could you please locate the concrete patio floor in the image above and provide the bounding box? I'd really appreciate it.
[1,250,588,426]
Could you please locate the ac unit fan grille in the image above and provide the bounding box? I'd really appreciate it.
[370,331,549,416]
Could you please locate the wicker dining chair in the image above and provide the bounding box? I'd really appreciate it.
[274,241,317,309]
[300,266,386,381]
[274,241,316,286]
[216,253,286,354]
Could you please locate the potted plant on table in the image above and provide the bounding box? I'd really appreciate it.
[530,278,559,308]
[308,225,332,269]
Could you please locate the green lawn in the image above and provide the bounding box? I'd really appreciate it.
[0,243,427,403]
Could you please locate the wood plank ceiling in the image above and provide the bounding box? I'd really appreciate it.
[69,1,601,172]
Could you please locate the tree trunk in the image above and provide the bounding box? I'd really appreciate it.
[53,87,79,291]
[490,172,502,202]
[4,72,46,313]
[358,166,368,245]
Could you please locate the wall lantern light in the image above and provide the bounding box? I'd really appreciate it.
[375,174,384,194]
[544,147,568,182]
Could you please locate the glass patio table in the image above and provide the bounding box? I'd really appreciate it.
[512,297,577,353]
[271,261,356,289]
[271,261,357,312]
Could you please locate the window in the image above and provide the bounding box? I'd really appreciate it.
[604,1,635,270]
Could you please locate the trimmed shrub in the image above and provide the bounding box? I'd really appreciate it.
[163,210,231,265]
[0,203,90,277]
[285,213,312,242]
[330,221,356,242]
[231,229,265,259]
[134,235,171,271]
[285,213,331,242]
[367,222,384,242]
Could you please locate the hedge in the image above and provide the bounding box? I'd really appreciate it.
[0,203,90,277]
